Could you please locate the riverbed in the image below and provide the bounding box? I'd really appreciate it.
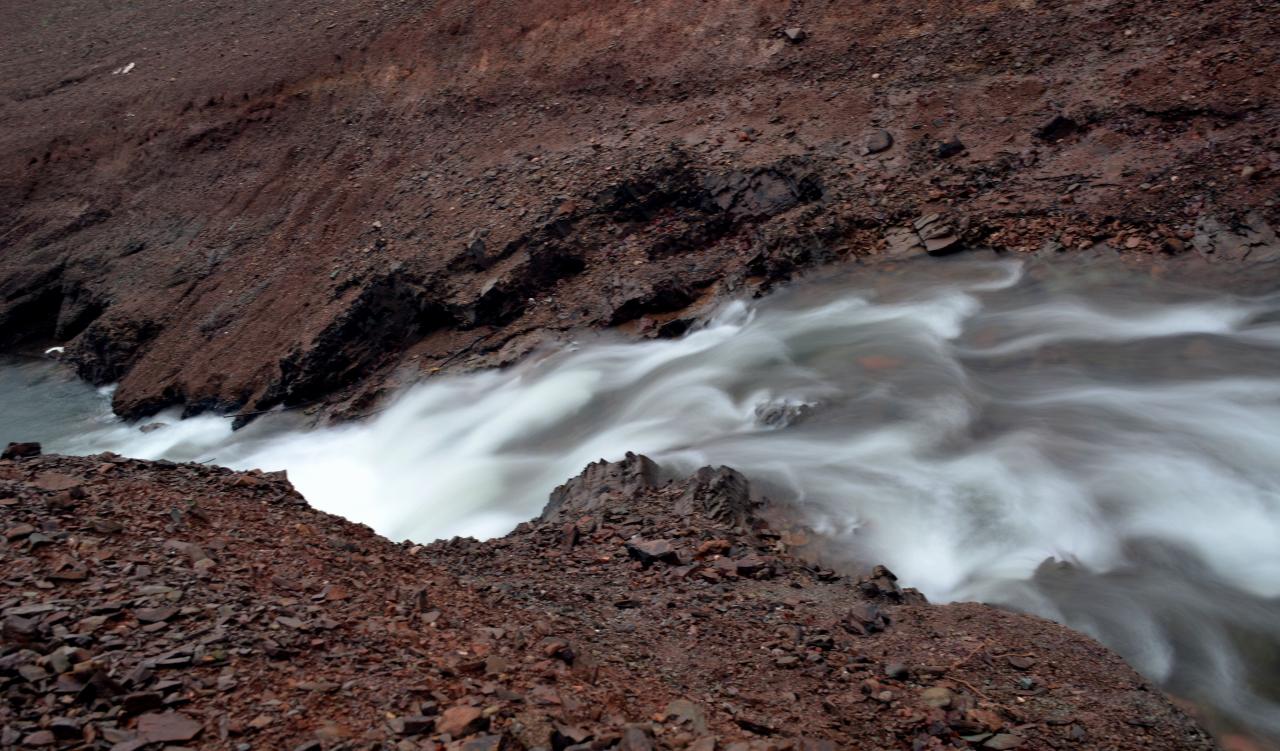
[4,253,1280,744]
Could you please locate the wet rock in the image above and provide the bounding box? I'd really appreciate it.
[3,442,41,460]
[541,453,660,522]
[753,399,814,428]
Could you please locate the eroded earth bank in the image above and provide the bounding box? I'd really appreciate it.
[0,447,1219,750]
[2,0,1278,423]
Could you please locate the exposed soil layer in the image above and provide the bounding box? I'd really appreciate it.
[0,448,1218,750]
[2,0,1278,421]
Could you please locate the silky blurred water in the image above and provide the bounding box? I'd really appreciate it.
[4,254,1280,743]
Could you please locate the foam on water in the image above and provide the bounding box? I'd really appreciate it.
[7,255,1280,742]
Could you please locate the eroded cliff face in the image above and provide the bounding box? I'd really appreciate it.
[2,0,1278,420]
[0,447,1218,750]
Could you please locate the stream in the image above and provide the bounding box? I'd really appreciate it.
[3,253,1280,744]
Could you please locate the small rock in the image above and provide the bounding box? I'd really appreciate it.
[397,715,435,736]
[665,699,709,733]
[625,539,679,567]
[136,711,202,743]
[921,686,953,708]
[984,734,1024,750]
[864,129,894,155]
[122,692,165,715]
[463,734,510,751]
[1035,115,1081,142]
[783,27,806,43]
[884,662,909,680]
[22,730,55,747]
[135,607,178,624]
[618,725,655,751]
[437,705,488,738]
[843,603,889,635]
[936,137,966,158]
[5,523,36,540]
[551,724,591,751]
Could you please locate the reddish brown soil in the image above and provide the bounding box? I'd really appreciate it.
[1,0,1277,422]
[0,449,1218,750]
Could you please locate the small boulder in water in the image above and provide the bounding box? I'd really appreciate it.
[754,399,815,428]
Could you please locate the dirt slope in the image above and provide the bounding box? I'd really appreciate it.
[0,448,1218,750]
[1,0,1277,421]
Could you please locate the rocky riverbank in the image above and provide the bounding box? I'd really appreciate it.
[2,0,1277,424]
[0,446,1217,750]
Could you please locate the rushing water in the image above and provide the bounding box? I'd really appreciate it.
[4,254,1280,743]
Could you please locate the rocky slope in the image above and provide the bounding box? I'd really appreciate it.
[0,446,1218,750]
[2,0,1277,422]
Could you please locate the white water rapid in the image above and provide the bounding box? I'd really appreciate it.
[4,255,1280,742]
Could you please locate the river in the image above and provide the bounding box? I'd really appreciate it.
[3,253,1279,745]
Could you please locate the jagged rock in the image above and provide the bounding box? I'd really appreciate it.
[702,162,823,221]
[541,453,660,522]
[673,466,757,526]
[437,705,489,738]
[626,538,680,567]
